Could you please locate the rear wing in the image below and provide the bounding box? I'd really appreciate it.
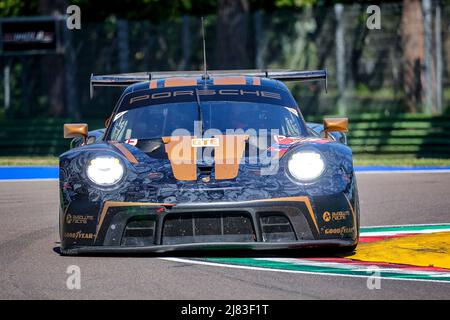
[90,69,327,98]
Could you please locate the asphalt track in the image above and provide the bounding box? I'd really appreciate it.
[1,172,450,299]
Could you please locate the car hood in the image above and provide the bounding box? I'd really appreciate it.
[60,136,353,205]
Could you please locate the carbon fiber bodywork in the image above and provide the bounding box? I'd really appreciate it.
[59,78,360,255]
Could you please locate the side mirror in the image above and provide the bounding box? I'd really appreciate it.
[64,123,88,144]
[323,118,348,139]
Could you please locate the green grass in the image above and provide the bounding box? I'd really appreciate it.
[0,156,58,166]
[353,156,450,167]
[1,156,450,167]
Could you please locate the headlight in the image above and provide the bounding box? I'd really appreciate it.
[287,150,325,181]
[86,156,124,186]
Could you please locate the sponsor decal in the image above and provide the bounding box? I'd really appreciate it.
[322,210,350,222]
[64,231,95,240]
[273,135,303,145]
[129,90,282,105]
[332,210,350,221]
[269,135,304,157]
[273,135,330,146]
[323,211,331,222]
[324,226,354,235]
[3,31,54,43]
[125,139,138,146]
[269,136,330,157]
[65,214,95,225]
[191,138,219,148]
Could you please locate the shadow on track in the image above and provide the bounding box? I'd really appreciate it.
[52,245,356,259]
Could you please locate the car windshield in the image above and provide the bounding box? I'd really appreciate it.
[108,101,306,141]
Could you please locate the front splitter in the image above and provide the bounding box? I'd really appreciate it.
[60,239,356,255]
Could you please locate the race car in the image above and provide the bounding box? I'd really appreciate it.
[59,69,359,255]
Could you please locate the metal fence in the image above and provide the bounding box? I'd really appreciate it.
[1,2,449,120]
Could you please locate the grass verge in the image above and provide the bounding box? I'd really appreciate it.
[353,156,450,167]
[0,156,59,166]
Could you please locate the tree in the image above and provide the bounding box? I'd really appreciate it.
[401,0,425,113]
[39,0,67,117]
[214,0,250,69]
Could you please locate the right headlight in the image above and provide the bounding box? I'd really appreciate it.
[86,156,124,186]
[287,150,325,182]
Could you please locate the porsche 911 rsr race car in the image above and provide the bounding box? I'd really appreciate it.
[59,69,359,255]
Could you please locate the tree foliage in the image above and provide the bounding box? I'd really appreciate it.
[0,0,39,17]
[0,0,322,19]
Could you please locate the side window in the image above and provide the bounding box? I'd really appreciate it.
[110,115,129,141]
[283,107,302,136]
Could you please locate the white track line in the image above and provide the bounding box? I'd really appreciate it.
[160,257,450,284]
[258,257,450,276]
[362,222,450,228]
[361,229,450,237]
[162,223,450,283]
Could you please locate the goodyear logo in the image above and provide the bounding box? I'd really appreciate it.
[324,226,354,235]
[63,231,95,240]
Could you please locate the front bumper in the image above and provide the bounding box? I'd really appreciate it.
[61,239,356,255]
[61,195,358,255]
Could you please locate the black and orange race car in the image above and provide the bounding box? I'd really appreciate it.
[59,70,359,255]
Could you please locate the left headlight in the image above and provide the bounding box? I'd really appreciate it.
[86,156,124,186]
[287,150,325,182]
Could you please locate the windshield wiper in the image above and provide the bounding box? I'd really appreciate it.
[195,88,204,136]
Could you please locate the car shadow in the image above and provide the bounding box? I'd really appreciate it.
[52,245,356,259]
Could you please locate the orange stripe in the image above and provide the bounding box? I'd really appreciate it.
[162,136,198,181]
[149,80,158,89]
[213,76,246,85]
[252,77,261,85]
[214,135,248,180]
[164,78,197,87]
[255,196,319,234]
[111,142,138,164]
